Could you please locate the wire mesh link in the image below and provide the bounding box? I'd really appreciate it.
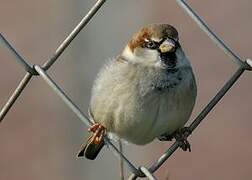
[42,0,106,70]
[139,167,158,180]
[176,0,248,68]
[128,167,158,180]
[246,59,252,69]
[0,0,251,180]
[0,34,38,75]
[34,65,91,126]
[0,0,106,122]
[34,64,143,177]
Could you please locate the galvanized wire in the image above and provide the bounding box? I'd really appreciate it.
[128,0,252,179]
[0,0,251,180]
[34,64,143,176]
[0,34,37,75]
[139,167,158,180]
[119,139,125,180]
[42,0,106,70]
[34,65,91,126]
[36,63,148,176]
[0,0,106,122]
[176,0,246,68]
[0,72,32,122]
[246,59,252,69]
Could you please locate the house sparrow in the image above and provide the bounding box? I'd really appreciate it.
[77,24,197,160]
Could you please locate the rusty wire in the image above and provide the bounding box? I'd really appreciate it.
[0,0,251,179]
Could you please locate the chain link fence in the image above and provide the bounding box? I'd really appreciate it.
[1,0,251,179]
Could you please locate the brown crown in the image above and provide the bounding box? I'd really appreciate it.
[128,24,179,52]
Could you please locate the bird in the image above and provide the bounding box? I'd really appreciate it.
[77,24,197,160]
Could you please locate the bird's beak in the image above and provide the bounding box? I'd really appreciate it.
[159,39,176,53]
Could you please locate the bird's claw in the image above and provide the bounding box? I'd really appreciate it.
[77,122,106,159]
[158,133,174,141]
[158,127,192,151]
[174,127,192,152]
[89,123,106,145]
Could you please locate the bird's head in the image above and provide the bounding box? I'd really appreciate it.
[121,24,188,69]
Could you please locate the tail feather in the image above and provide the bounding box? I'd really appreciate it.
[77,135,105,160]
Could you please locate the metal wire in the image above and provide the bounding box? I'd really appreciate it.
[34,65,143,177]
[0,34,38,75]
[176,0,247,68]
[42,0,106,70]
[246,59,252,70]
[119,139,125,180]
[0,0,106,122]
[34,65,91,126]
[0,0,251,180]
[128,0,251,179]
[139,167,158,180]
[0,72,32,122]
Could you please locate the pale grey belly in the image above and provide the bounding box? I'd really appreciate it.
[111,88,196,145]
[90,68,196,145]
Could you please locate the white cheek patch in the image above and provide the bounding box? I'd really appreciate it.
[141,49,159,61]
[122,45,160,66]
[122,46,135,61]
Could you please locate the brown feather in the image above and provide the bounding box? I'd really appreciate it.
[128,27,153,52]
[128,24,179,52]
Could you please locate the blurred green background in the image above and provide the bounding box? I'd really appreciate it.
[0,0,252,179]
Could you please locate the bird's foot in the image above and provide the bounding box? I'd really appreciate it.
[88,123,106,145]
[77,123,106,160]
[158,133,174,141]
[174,127,192,152]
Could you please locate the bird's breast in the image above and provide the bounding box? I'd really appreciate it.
[113,67,195,144]
[90,62,196,145]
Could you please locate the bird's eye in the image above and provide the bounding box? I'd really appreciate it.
[144,40,159,49]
